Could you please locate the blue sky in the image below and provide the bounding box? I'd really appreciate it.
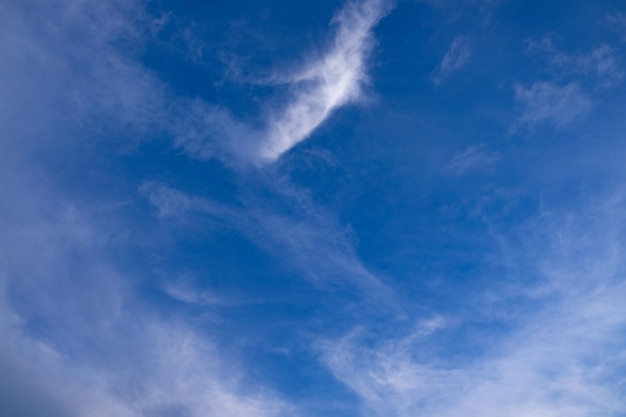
[2,0,626,416]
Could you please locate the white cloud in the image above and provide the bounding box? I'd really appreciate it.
[255,0,394,163]
[327,295,626,417]
[162,279,231,307]
[432,36,472,84]
[514,81,592,129]
[0,180,292,417]
[443,144,499,176]
[171,0,394,165]
[581,45,623,82]
[139,181,230,220]
[526,38,623,86]
[321,196,626,417]
[141,181,392,303]
[0,294,292,417]
[0,0,295,408]
[2,0,394,166]
[0,0,180,167]
[606,12,626,41]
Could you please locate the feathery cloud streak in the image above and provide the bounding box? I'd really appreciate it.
[141,181,391,302]
[159,0,394,165]
[443,144,499,176]
[432,36,472,84]
[256,0,394,163]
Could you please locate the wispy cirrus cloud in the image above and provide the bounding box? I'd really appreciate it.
[171,0,395,165]
[432,36,472,84]
[606,12,626,41]
[141,181,392,303]
[526,38,623,86]
[513,81,592,129]
[256,0,394,163]
[162,279,231,308]
[0,2,296,414]
[321,195,626,417]
[514,37,623,132]
[443,144,499,176]
[2,0,393,167]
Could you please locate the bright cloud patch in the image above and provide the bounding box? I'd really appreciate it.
[258,0,393,162]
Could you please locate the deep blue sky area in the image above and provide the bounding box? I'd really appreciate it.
[2,1,626,416]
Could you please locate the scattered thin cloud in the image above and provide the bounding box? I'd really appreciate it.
[141,182,392,303]
[513,81,592,129]
[0,188,292,417]
[0,3,297,414]
[162,280,230,307]
[432,36,472,84]
[140,181,231,221]
[526,37,624,86]
[443,144,499,176]
[606,12,626,42]
[2,0,394,167]
[515,38,621,132]
[321,197,626,417]
[160,0,395,165]
[166,0,394,165]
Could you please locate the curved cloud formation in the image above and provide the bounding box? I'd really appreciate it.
[256,0,393,163]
